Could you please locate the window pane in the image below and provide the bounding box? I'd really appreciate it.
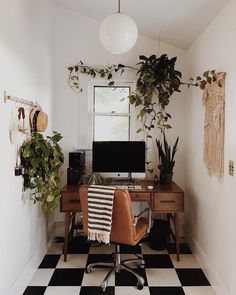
[94,87,130,113]
[94,116,129,141]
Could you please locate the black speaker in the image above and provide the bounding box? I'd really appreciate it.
[67,168,84,185]
[69,150,85,169]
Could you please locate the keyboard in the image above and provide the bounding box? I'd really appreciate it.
[116,185,142,190]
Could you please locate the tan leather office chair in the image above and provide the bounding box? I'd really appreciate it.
[79,185,151,292]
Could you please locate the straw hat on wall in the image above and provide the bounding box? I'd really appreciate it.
[29,106,48,132]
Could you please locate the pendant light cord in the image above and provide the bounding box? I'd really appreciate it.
[118,0,120,13]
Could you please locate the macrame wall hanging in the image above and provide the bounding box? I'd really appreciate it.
[202,72,226,178]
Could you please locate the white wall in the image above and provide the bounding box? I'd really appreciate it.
[53,6,188,222]
[0,1,54,294]
[185,1,236,294]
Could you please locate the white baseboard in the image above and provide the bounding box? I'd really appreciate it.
[7,223,56,295]
[186,230,230,295]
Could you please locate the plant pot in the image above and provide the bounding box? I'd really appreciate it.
[82,173,105,185]
[159,173,173,184]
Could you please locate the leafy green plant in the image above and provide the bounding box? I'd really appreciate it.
[21,132,64,214]
[67,61,132,92]
[128,54,182,134]
[82,173,106,185]
[156,133,179,175]
[187,70,220,90]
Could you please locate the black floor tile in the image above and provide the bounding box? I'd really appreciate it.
[119,244,142,254]
[86,254,114,267]
[65,236,91,254]
[176,268,211,286]
[115,268,147,286]
[80,286,114,295]
[143,254,174,268]
[167,243,192,254]
[48,268,84,286]
[38,254,61,268]
[149,286,185,295]
[23,286,46,295]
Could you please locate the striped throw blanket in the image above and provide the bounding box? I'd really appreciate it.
[88,185,116,244]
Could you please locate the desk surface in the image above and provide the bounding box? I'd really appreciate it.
[61,179,184,194]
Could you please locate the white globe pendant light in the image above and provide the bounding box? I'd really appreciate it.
[99,0,138,54]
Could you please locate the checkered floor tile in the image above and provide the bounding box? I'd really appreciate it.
[23,236,215,295]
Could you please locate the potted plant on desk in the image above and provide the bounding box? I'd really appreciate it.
[156,133,179,184]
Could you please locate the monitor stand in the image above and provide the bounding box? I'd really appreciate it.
[110,172,135,185]
[127,172,135,184]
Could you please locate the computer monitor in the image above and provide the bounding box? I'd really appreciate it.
[92,141,146,180]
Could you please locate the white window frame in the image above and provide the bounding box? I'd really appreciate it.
[88,80,136,146]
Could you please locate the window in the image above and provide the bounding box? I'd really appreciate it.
[93,86,131,141]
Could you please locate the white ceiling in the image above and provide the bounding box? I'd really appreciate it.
[55,0,229,49]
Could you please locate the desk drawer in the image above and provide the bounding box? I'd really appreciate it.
[130,192,151,202]
[61,192,81,212]
[153,193,183,211]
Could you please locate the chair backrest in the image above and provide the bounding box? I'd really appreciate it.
[79,185,137,245]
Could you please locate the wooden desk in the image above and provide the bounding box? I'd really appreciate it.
[60,180,184,261]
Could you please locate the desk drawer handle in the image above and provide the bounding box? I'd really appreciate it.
[160,200,176,203]
[69,199,80,203]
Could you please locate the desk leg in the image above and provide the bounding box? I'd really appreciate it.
[64,212,69,262]
[167,213,171,241]
[174,213,180,261]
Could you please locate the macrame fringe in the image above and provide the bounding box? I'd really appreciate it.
[202,73,226,179]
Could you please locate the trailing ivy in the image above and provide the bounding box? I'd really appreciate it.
[21,132,64,215]
[68,61,135,92]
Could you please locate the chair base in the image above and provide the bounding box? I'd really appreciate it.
[86,244,145,292]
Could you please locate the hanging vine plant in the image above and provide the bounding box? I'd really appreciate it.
[21,132,64,215]
[68,55,182,134]
[67,55,219,134]
[68,61,134,92]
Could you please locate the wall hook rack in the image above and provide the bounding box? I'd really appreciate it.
[4,91,38,107]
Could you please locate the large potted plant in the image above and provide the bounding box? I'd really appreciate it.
[21,131,64,214]
[156,133,179,184]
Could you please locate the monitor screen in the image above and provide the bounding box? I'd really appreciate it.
[92,141,146,173]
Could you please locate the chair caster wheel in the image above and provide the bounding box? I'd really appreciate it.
[137,283,144,290]
[140,263,145,268]
[85,268,91,273]
[101,283,107,293]
[140,264,145,268]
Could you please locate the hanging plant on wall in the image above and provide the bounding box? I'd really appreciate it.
[21,132,64,214]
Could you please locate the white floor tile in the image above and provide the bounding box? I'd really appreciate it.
[29,269,55,286]
[89,244,115,254]
[115,286,150,295]
[170,254,200,268]
[183,286,216,295]
[56,254,87,268]
[82,268,115,286]
[141,244,168,254]
[44,286,81,295]
[145,269,181,286]
[47,243,64,254]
